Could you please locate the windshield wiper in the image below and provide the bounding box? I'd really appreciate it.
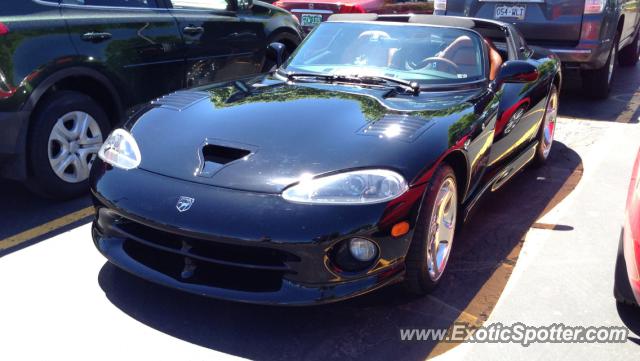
[284,71,421,96]
[349,75,420,96]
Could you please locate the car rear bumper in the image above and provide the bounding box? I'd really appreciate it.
[90,163,419,305]
[546,40,612,70]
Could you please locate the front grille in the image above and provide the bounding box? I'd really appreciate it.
[114,218,300,292]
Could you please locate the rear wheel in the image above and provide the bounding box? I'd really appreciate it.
[582,33,619,99]
[533,84,558,166]
[619,30,640,67]
[404,164,458,294]
[27,91,110,199]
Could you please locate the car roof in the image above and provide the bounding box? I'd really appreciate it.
[327,14,509,32]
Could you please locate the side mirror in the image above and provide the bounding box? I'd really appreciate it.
[494,60,539,86]
[266,42,287,69]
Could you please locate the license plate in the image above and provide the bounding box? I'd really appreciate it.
[495,5,526,20]
[300,14,323,27]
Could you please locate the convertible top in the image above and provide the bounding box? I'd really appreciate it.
[327,14,508,33]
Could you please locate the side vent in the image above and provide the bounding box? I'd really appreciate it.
[198,143,252,178]
[152,90,209,111]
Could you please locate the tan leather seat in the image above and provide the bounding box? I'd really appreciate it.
[437,36,503,80]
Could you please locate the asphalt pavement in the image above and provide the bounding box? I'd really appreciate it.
[0,66,639,361]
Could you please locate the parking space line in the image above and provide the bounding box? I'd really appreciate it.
[0,207,94,251]
[426,295,479,324]
[616,87,640,123]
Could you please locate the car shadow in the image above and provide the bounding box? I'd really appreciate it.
[98,141,583,361]
[559,66,640,123]
[616,302,640,345]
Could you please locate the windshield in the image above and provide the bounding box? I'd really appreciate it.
[284,22,486,85]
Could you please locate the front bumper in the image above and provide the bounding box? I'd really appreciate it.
[90,163,421,305]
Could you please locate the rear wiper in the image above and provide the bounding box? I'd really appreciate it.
[284,71,421,96]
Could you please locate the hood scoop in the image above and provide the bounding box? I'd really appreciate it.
[197,142,253,178]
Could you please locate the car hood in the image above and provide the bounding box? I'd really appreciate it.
[130,78,480,193]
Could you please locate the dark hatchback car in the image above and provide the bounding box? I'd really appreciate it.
[0,0,301,199]
[437,0,640,98]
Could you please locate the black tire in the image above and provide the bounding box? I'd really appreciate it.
[582,33,619,99]
[261,32,300,73]
[27,90,110,200]
[533,84,558,166]
[619,30,640,67]
[404,164,458,295]
[614,229,638,307]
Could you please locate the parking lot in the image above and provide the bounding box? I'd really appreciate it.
[0,62,638,361]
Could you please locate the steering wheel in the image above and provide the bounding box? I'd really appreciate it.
[410,57,461,74]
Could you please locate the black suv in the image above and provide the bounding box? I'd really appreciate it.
[0,0,301,199]
[436,0,640,98]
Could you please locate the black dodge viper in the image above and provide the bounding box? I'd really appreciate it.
[90,14,561,305]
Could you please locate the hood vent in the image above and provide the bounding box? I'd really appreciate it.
[198,143,252,178]
[358,114,432,142]
[152,90,209,111]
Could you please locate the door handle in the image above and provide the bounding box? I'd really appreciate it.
[81,32,112,42]
[183,26,204,35]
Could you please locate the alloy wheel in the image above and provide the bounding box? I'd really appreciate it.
[426,177,457,282]
[541,90,558,158]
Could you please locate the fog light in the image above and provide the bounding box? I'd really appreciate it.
[349,238,377,262]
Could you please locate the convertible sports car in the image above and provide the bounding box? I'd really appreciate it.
[90,14,561,305]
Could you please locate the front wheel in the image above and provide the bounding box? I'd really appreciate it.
[404,164,458,294]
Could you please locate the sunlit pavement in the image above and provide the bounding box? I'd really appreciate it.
[0,66,639,361]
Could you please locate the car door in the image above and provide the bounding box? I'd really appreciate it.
[486,29,547,174]
[165,0,265,87]
[61,0,185,106]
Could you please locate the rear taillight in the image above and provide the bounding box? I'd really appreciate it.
[434,0,447,12]
[584,0,604,14]
[0,23,9,36]
[339,4,366,13]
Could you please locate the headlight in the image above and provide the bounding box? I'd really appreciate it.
[98,128,141,170]
[282,169,408,204]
